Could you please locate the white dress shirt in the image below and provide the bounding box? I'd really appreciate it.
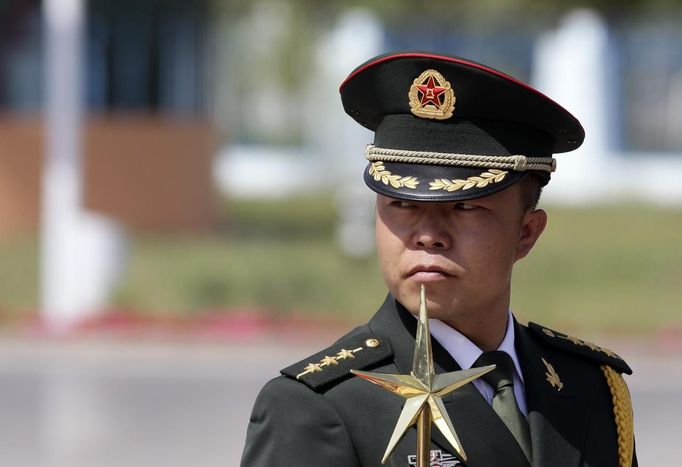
[428,310,528,416]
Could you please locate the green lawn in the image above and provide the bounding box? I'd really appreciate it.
[511,205,682,333]
[0,235,39,321]
[1,200,680,334]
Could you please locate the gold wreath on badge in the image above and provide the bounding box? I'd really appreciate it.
[409,69,456,120]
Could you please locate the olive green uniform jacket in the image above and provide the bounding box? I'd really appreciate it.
[241,295,636,467]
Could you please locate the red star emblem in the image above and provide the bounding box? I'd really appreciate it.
[416,75,446,108]
[409,69,455,120]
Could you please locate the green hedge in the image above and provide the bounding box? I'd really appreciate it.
[1,199,680,333]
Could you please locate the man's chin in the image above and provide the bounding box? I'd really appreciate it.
[423,300,460,321]
[395,288,460,321]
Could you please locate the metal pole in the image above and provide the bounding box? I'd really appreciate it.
[416,407,432,467]
[41,0,85,331]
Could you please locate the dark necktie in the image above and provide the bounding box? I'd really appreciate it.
[473,351,532,463]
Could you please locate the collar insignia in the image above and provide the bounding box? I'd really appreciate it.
[409,69,455,120]
[408,449,462,466]
[542,357,564,391]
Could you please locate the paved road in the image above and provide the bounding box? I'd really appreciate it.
[0,338,677,466]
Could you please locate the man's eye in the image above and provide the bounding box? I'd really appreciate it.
[390,201,416,209]
[454,202,477,211]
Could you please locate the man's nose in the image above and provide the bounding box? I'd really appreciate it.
[412,215,451,250]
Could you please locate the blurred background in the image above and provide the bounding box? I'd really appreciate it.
[0,0,680,465]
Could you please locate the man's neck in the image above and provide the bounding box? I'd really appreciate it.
[442,303,510,351]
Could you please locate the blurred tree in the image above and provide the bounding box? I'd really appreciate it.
[215,0,682,23]
[209,0,682,148]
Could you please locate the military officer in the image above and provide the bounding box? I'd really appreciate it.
[241,51,636,467]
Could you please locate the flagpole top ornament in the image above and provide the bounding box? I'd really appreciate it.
[351,284,495,465]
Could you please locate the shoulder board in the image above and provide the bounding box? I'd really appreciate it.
[281,332,393,392]
[528,322,632,375]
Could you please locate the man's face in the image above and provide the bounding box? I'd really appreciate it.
[375,183,546,326]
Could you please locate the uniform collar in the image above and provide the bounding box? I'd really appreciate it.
[428,309,525,383]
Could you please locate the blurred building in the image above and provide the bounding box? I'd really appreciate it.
[216,4,682,205]
[2,1,682,241]
[0,0,216,239]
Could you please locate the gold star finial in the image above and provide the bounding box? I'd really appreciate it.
[352,285,494,465]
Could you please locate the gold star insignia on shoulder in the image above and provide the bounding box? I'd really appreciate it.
[302,363,322,375]
[582,340,599,352]
[540,326,623,361]
[296,346,363,380]
[530,323,632,375]
[336,349,357,360]
[541,357,563,391]
[561,334,584,346]
[321,356,339,366]
[599,346,616,358]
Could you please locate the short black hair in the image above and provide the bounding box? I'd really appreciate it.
[520,174,544,212]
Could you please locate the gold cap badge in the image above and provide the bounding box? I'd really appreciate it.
[408,69,455,120]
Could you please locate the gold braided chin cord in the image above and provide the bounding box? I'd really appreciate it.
[601,365,635,467]
[365,144,557,173]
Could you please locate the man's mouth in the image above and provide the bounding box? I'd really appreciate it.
[406,265,455,282]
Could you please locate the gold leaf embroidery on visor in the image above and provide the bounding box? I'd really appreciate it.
[429,169,508,192]
[369,161,420,189]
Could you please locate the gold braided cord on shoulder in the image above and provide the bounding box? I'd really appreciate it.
[601,365,634,467]
[364,144,557,173]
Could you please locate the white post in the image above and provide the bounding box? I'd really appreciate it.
[41,0,85,331]
[532,9,616,204]
[307,8,383,257]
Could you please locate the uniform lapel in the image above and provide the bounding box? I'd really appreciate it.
[434,383,531,466]
[367,294,419,375]
[515,320,588,467]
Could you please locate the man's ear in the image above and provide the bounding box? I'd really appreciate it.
[515,208,547,262]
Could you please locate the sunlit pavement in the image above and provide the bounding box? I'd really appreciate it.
[0,337,677,466]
